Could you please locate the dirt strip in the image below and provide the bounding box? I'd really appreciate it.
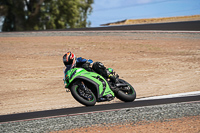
[61,116,200,133]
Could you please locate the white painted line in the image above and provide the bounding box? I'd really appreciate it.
[1,30,200,34]
[135,91,200,101]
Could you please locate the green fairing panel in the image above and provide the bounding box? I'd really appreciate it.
[65,68,114,97]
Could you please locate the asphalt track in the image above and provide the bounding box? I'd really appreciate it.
[51,20,200,31]
[0,94,199,123]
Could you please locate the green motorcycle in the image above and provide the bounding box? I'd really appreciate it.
[64,67,136,106]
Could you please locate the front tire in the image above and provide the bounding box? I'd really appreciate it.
[70,82,97,106]
[115,79,136,102]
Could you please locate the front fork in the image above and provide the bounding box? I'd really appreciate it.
[77,81,93,100]
[79,81,90,94]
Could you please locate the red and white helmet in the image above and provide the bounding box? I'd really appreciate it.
[63,51,76,68]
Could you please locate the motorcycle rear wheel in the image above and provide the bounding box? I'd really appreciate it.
[70,81,97,106]
[115,79,136,102]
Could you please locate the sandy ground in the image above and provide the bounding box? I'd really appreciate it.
[0,32,200,131]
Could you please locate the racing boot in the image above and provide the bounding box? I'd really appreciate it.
[106,68,120,93]
[108,74,116,83]
[107,74,117,92]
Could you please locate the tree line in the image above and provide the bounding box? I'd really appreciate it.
[0,0,93,31]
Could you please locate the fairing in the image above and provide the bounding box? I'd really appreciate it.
[65,68,115,99]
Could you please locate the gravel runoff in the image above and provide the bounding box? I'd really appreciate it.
[0,31,200,40]
[0,101,200,132]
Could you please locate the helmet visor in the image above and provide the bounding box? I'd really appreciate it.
[64,58,73,66]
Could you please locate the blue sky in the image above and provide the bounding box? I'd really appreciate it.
[88,0,200,27]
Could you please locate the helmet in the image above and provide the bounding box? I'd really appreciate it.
[63,51,76,68]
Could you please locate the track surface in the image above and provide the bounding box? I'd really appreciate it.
[0,95,199,123]
[51,20,200,31]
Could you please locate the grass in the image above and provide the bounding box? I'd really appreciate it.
[101,15,200,26]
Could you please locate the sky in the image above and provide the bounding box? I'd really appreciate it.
[0,0,199,31]
[87,0,200,27]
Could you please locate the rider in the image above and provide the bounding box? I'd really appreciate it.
[63,51,116,83]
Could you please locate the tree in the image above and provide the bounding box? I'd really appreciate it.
[0,0,93,31]
[0,0,26,31]
[79,0,94,27]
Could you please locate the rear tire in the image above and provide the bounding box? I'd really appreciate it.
[70,82,96,106]
[115,79,136,102]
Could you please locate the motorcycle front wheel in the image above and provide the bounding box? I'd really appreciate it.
[70,81,97,106]
[115,79,136,102]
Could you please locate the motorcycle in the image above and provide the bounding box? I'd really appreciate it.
[64,67,136,106]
